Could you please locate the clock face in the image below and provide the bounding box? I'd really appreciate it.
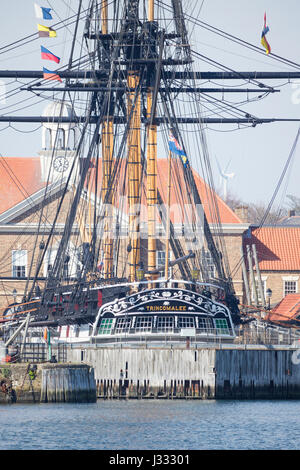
[53,156,69,173]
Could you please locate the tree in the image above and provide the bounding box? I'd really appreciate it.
[286,194,300,215]
[215,187,288,225]
[247,202,285,225]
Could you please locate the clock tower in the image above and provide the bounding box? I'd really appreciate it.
[39,101,78,184]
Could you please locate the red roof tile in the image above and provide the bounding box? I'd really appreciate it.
[267,293,300,323]
[0,157,45,214]
[0,156,242,225]
[250,227,300,271]
[157,159,241,224]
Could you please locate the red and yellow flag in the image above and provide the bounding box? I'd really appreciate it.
[261,12,271,54]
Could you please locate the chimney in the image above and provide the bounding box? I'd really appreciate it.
[234,205,249,223]
[289,210,296,217]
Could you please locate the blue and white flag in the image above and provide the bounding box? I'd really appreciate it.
[34,3,53,20]
[168,131,188,167]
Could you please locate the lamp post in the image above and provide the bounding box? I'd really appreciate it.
[266,288,272,310]
[12,288,17,304]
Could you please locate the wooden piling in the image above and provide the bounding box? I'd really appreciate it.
[40,364,96,403]
[63,346,300,400]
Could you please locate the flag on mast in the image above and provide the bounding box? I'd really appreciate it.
[37,24,57,38]
[43,67,62,82]
[34,4,53,20]
[41,46,60,63]
[261,12,271,54]
[168,131,189,167]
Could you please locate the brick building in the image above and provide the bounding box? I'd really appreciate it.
[243,224,300,308]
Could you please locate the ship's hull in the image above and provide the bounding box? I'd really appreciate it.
[1,280,130,327]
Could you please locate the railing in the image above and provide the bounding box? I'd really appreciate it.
[95,326,234,339]
[234,324,300,346]
[17,342,67,363]
[94,324,300,347]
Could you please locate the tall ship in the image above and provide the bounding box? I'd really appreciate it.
[0,0,299,348]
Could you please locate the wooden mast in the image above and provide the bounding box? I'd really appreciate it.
[101,0,114,278]
[164,150,172,279]
[101,0,108,34]
[146,0,158,280]
[101,118,114,278]
[125,0,142,283]
[127,71,142,282]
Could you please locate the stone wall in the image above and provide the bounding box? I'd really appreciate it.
[0,362,96,403]
[0,363,42,403]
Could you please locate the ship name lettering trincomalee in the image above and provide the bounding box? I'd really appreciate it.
[145,305,187,311]
[101,289,229,317]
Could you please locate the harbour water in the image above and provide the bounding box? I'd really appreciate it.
[0,400,300,450]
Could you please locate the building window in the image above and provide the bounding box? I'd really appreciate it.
[156,316,174,332]
[68,128,76,150]
[12,250,27,278]
[284,281,297,295]
[135,316,153,332]
[56,128,65,149]
[98,318,114,335]
[156,250,171,268]
[44,248,57,277]
[178,316,195,328]
[201,250,215,279]
[156,250,172,277]
[45,128,52,149]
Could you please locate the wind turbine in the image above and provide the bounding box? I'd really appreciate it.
[215,156,235,201]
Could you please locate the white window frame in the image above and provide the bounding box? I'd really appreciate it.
[283,280,298,296]
[156,250,172,276]
[44,248,58,277]
[135,316,153,332]
[115,317,131,333]
[178,316,195,329]
[12,250,27,278]
[156,315,174,332]
[202,250,216,279]
[156,250,171,267]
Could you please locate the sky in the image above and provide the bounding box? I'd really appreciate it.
[0,0,300,207]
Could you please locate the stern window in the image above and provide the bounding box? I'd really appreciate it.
[197,317,213,330]
[215,318,229,334]
[98,318,114,335]
[156,316,174,332]
[115,317,131,333]
[178,316,195,328]
[135,316,153,332]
